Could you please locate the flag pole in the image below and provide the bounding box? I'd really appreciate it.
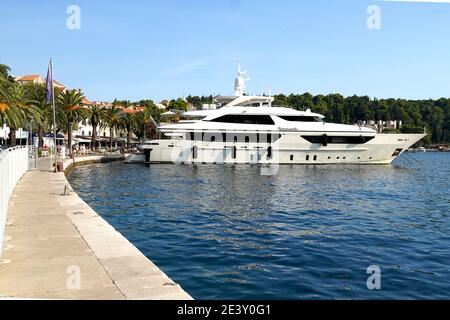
[50,59,58,172]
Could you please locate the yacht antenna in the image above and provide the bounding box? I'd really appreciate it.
[268,85,272,107]
[234,61,250,97]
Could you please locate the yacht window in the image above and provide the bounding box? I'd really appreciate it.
[306,155,310,161]
[203,132,224,143]
[302,135,375,144]
[209,115,275,125]
[267,146,273,159]
[279,116,321,122]
[266,133,281,143]
[187,132,281,144]
[290,155,294,161]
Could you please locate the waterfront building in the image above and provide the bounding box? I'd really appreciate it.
[0,125,30,145]
[155,103,167,110]
[15,74,66,90]
[201,103,218,110]
[15,74,44,85]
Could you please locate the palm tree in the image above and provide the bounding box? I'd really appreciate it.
[1,64,43,147]
[102,105,124,151]
[122,110,137,148]
[135,107,156,142]
[3,82,42,146]
[58,89,86,154]
[0,65,18,131]
[24,83,51,148]
[0,79,21,133]
[0,64,11,79]
[87,105,106,151]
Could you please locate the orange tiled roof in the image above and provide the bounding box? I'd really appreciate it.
[53,80,66,88]
[123,108,140,114]
[68,105,85,111]
[93,101,112,108]
[16,75,41,81]
[82,98,92,105]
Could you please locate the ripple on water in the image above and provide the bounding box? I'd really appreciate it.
[67,153,450,299]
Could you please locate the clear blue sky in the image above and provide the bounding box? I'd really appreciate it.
[1,0,450,102]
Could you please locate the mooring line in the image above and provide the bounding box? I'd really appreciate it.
[399,152,449,204]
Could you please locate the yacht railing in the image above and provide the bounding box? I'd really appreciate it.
[0,146,29,258]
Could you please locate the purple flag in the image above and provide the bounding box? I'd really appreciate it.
[45,61,53,104]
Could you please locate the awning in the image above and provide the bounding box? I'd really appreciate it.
[32,133,65,139]
[73,137,92,143]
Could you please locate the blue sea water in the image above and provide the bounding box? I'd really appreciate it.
[67,152,450,299]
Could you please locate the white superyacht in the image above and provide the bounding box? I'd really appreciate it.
[127,66,425,165]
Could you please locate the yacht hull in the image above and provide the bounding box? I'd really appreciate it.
[125,133,426,165]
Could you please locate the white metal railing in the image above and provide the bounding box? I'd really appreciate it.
[0,146,29,258]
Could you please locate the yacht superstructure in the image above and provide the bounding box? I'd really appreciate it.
[126,65,425,165]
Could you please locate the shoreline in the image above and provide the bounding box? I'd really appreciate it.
[62,154,126,175]
[60,155,193,299]
[0,155,192,300]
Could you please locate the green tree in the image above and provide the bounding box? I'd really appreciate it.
[102,105,125,150]
[58,89,86,153]
[273,94,288,107]
[0,64,11,79]
[145,102,164,124]
[5,82,42,146]
[168,98,189,111]
[122,110,137,148]
[312,94,328,116]
[86,105,106,151]
[0,65,19,130]
[0,81,21,142]
[24,83,52,148]
[134,108,156,141]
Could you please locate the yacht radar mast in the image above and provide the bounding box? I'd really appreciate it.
[234,62,250,97]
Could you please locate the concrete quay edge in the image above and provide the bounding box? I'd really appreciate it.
[59,155,193,300]
[0,155,193,300]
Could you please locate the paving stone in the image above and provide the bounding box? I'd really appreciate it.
[0,157,192,300]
